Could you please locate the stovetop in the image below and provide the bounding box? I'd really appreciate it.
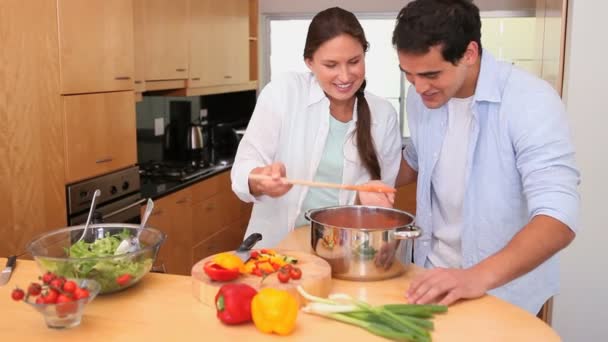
[138,158,233,200]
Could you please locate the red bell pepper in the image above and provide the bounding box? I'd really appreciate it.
[215,283,258,325]
[203,262,240,282]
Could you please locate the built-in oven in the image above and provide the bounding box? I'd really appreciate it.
[66,166,144,225]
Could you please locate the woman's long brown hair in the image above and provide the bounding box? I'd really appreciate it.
[303,7,381,180]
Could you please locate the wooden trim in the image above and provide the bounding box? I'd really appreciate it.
[160,81,258,96]
[557,0,568,97]
[537,297,553,325]
[144,79,187,91]
[135,92,143,102]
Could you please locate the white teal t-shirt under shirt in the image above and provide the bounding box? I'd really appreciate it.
[426,95,474,269]
[294,115,351,227]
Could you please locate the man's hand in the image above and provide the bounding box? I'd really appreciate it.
[406,267,490,306]
[248,162,292,197]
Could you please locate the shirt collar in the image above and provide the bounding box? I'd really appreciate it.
[307,73,362,124]
[473,51,503,103]
[307,74,326,106]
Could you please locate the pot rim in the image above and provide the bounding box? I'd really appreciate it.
[304,205,417,231]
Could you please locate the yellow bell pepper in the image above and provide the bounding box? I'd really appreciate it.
[212,252,245,272]
[251,288,298,335]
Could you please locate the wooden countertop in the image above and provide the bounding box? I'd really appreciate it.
[0,227,559,341]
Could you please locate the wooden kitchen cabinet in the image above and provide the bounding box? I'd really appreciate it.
[133,0,146,94]
[141,0,189,82]
[57,0,134,94]
[144,189,192,276]
[188,0,250,88]
[63,91,137,183]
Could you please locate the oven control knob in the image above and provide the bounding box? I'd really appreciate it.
[110,186,118,195]
[122,181,129,191]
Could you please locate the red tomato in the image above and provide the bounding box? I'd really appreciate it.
[11,288,24,301]
[56,294,77,317]
[277,271,290,283]
[62,280,77,293]
[116,274,133,287]
[49,278,64,290]
[250,251,259,259]
[41,272,56,284]
[73,287,90,300]
[252,268,263,277]
[35,297,45,304]
[289,267,302,280]
[42,289,59,304]
[27,283,42,296]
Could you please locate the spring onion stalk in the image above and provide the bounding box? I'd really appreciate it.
[297,286,447,342]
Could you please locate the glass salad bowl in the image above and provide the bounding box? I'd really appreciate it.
[26,279,101,329]
[26,223,166,294]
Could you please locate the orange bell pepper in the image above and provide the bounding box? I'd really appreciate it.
[212,252,245,272]
[251,288,298,335]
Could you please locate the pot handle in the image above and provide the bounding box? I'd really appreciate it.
[393,225,422,240]
[304,209,314,222]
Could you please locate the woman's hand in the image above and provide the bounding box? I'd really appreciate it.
[248,162,293,197]
[357,180,395,208]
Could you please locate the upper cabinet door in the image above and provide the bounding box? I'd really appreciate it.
[189,0,249,88]
[63,91,137,183]
[143,0,189,81]
[57,0,135,94]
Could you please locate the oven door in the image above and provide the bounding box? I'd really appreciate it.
[69,194,145,225]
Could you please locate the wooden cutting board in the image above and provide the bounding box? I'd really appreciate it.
[191,249,332,308]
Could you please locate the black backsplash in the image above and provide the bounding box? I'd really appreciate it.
[136,91,256,164]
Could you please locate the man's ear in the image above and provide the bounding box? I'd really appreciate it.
[463,41,480,66]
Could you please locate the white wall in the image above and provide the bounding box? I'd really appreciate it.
[553,0,608,341]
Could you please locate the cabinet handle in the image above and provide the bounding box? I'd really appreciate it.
[176,68,187,72]
[134,80,142,84]
[115,76,131,80]
[224,75,232,79]
[191,77,200,81]
[95,157,113,164]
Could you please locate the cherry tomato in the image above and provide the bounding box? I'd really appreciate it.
[277,271,290,283]
[281,264,293,271]
[289,267,302,280]
[62,280,77,293]
[11,288,24,301]
[73,287,90,300]
[27,282,42,296]
[116,274,133,287]
[42,289,59,304]
[41,272,56,284]
[56,294,77,317]
[49,278,64,290]
[35,297,45,304]
[260,249,269,254]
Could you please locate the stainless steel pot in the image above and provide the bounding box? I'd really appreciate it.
[305,205,421,281]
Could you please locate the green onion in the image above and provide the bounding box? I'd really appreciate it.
[297,286,447,342]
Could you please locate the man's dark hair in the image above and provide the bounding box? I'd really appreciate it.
[392,0,482,65]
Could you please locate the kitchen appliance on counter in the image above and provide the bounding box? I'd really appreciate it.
[164,101,211,165]
[66,166,144,225]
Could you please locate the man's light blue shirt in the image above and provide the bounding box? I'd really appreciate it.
[403,51,580,314]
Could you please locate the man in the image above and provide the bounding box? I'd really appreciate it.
[388,0,579,314]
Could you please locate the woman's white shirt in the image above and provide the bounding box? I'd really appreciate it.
[231,72,402,248]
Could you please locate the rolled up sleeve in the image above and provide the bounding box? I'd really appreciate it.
[510,87,580,232]
[231,81,283,203]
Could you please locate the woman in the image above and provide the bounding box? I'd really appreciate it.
[231,7,402,247]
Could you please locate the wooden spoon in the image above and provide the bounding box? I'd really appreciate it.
[248,174,396,193]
